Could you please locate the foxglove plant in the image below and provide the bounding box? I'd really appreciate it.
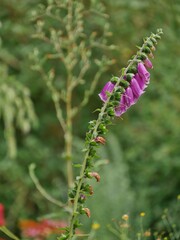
[59,29,163,240]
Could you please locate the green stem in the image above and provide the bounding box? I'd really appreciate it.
[68,35,154,239]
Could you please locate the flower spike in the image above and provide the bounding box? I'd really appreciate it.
[66,29,163,240]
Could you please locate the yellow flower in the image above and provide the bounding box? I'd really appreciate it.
[122,214,129,221]
[144,230,151,237]
[140,212,145,217]
[92,222,100,230]
[177,194,180,200]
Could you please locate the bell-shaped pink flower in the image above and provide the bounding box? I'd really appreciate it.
[137,62,150,81]
[115,96,127,117]
[98,81,115,102]
[130,77,144,99]
[134,73,147,90]
[123,87,136,107]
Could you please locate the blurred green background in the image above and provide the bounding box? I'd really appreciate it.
[0,0,180,239]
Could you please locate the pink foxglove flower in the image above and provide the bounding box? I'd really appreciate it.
[98,81,115,102]
[130,77,144,99]
[115,96,127,116]
[144,58,153,69]
[138,62,150,82]
[99,62,153,117]
[134,73,147,91]
[123,87,136,107]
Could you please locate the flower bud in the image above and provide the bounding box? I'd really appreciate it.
[114,92,121,100]
[113,100,120,107]
[142,46,151,54]
[150,37,157,44]
[122,214,129,221]
[88,172,101,182]
[146,40,153,48]
[126,73,134,82]
[98,124,107,134]
[143,58,153,69]
[151,46,156,51]
[127,66,137,74]
[78,194,86,203]
[137,53,147,61]
[116,87,125,94]
[83,208,91,218]
[154,34,161,39]
[107,107,115,117]
[111,76,119,83]
[149,52,154,58]
[95,136,106,145]
[89,185,94,195]
[119,80,130,89]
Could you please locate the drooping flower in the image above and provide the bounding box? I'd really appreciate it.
[98,81,115,102]
[83,208,91,218]
[134,73,147,91]
[137,62,150,82]
[88,172,101,182]
[95,136,106,145]
[115,96,127,117]
[144,58,153,69]
[130,77,144,99]
[123,87,136,107]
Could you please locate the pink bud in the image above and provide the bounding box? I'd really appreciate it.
[144,58,153,69]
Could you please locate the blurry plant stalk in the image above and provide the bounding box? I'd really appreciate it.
[66,29,163,239]
[0,66,37,159]
[31,1,114,190]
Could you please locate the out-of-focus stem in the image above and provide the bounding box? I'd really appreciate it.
[65,0,74,190]
[65,74,73,189]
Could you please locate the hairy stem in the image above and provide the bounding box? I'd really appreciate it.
[68,35,153,239]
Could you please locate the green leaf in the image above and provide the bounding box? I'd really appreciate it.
[0,226,20,240]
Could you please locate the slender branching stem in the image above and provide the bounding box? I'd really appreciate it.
[65,72,74,189]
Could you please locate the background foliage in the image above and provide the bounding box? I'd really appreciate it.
[0,0,180,239]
